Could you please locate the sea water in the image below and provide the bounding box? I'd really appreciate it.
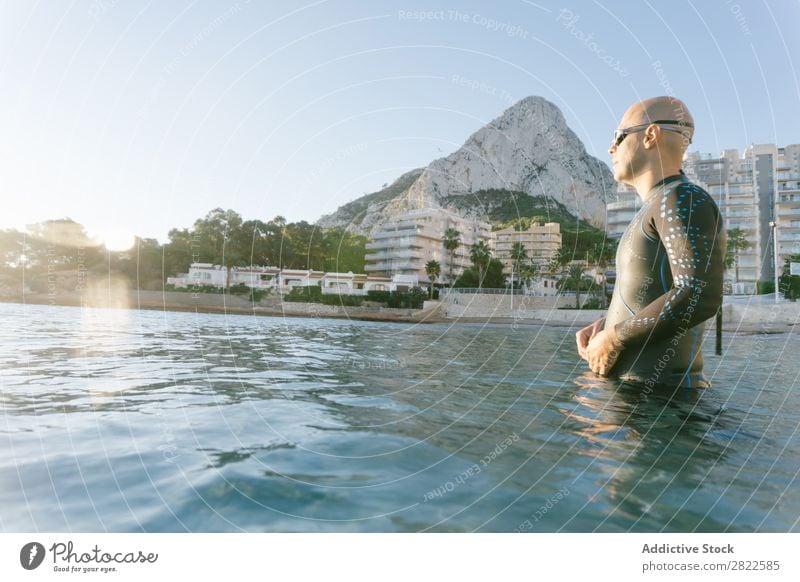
[1,302,798,532]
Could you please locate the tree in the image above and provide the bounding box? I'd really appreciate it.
[724,227,751,288]
[482,258,506,289]
[557,264,594,308]
[518,263,540,290]
[454,259,505,289]
[548,245,570,275]
[164,227,194,277]
[263,215,289,268]
[442,227,461,283]
[453,268,480,288]
[510,241,528,288]
[0,228,25,268]
[320,227,368,274]
[115,237,165,290]
[24,218,102,270]
[425,260,441,298]
[779,253,800,301]
[190,208,245,288]
[469,240,492,288]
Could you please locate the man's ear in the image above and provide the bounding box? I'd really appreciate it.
[642,124,660,149]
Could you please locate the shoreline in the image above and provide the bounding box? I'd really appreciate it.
[0,292,450,325]
[1,291,798,334]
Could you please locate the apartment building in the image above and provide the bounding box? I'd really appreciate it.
[364,206,493,283]
[683,144,800,294]
[606,183,642,239]
[683,149,761,293]
[493,221,562,274]
[774,144,800,260]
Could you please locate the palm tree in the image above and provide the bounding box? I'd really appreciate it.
[519,263,540,291]
[547,246,569,276]
[442,228,461,284]
[558,264,593,308]
[425,260,441,298]
[510,242,528,288]
[724,227,751,290]
[469,240,492,288]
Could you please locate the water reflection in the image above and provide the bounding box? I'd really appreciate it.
[566,373,736,530]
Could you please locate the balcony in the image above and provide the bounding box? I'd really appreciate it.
[365,239,424,250]
[778,198,800,208]
[365,250,423,261]
[364,261,418,271]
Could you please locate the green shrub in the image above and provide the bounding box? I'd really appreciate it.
[366,290,391,303]
[385,287,428,309]
[284,286,322,302]
[284,286,430,309]
[178,284,225,294]
[320,293,363,307]
[226,283,271,302]
[757,280,775,295]
[580,297,603,310]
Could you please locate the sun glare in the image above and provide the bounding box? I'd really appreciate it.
[98,231,137,252]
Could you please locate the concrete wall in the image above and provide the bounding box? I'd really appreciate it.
[438,292,800,331]
[440,292,593,319]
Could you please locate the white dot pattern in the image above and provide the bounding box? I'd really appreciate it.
[614,180,725,345]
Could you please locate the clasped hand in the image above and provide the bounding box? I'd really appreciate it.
[575,317,624,376]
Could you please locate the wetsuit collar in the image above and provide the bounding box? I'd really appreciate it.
[645,170,689,201]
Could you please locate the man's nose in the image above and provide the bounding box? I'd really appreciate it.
[608,143,617,156]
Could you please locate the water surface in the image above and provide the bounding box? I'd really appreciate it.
[1,302,798,532]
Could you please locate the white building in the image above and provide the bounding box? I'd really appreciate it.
[606,183,642,239]
[683,144,800,294]
[773,144,800,261]
[364,206,493,284]
[684,149,762,293]
[605,145,800,295]
[167,264,418,295]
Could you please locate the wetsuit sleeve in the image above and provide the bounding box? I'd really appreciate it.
[614,184,725,346]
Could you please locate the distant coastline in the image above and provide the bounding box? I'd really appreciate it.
[0,290,448,325]
[2,290,798,334]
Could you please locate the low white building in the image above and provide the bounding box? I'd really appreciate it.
[523,275,560,296]
[167,264,418,295]
[277,269,324,292]
[167,263,226,288]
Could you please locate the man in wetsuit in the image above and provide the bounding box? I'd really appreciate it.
[576,96,725,388]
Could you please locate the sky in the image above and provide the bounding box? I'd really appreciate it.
[0,0,798,245]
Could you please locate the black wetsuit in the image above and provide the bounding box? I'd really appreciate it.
[604,172,725,388]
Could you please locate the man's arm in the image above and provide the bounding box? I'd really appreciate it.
[613,184,725,346]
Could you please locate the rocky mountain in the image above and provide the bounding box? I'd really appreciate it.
[316,96,615,233]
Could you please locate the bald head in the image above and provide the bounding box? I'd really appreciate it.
[626,96,693,126]
[610,96,695,194]
[621,96,694,154]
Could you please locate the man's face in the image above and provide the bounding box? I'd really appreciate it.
[608,109,644,185]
